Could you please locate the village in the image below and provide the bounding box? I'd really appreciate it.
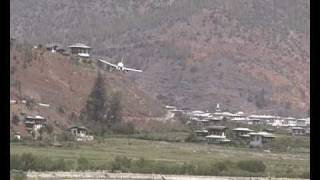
[165,103,310,149]
[10,89,310,151]
[10,41,310,153]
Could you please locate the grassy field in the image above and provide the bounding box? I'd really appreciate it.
[10,136,309,178]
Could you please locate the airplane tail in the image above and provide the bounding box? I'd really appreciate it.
[121,56,124,64]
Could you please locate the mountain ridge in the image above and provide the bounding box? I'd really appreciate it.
[10,0,309,117]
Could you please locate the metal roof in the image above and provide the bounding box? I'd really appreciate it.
[232,128,254,132]
[68,125,88,131]
[205,135,226,139]
[248,132,275,138]
[68,43,91,49]
[291,127,305,130]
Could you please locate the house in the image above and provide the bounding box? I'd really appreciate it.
[232,128,254,138]
[263,128,275,133]
[305,117,310,126]
[24,115,47,132]
[68,43,91,57]
[248,118,263,125]
[213,111,235,119]
[13,132,21,141]
[205,116,223,126]
[205,126,231,144]
[234,111,246,117]
[283,117,297,127]
[206,135,231,144]
[296,119,307,127]
[271,119,283,127]
[46,43,62,53]
[206,126,228,136]
[24,115,47,140]
[38,103,50,108]
[191,118,210,129]
[194,129,208,137]
[248,132,275,148]
[291,127,306,136]
[165,105,176,110]
[68,126,94,141]
[305,127,310,136]
[248,115,279,125]
[10,99,17,104]
[230,117,249,124]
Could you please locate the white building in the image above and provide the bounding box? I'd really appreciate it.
[291,127,306,136]
[68,43,91,57]
[68,126,94,141]
[248,132,275,148]
[232,128,254,138]
[205,126,231,144]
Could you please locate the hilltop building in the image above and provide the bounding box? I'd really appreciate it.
[24,115,47,131]
[24,115,47,140]
[46,43,62,53]
[68,43,91,57]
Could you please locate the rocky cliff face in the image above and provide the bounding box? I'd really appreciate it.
[10,0,309,117]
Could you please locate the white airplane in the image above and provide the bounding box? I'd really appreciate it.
[98,57,143,73]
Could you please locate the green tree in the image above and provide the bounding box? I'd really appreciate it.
[80,71,108,133]
[12,114,20,125]
[109,91,122,128]
[255,88,268,109]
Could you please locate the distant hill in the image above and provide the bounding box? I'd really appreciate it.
[10,41,166,135]
[10,0,309,117]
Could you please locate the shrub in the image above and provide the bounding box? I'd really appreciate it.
[212,161,228,175]
[237,160,266,173]
[59,131,74,142]
[57,106,65,114]
[255,89,268,109]
[20,153,37,170]
[11,153,73,171]
[179,162,195,174]
[77,157,90,171]
[12,114,20,125]
[111,122,135,135]
[51,158,67,171]
[185,133,197,142]
[10,154,21,170]
[111,156,132,172]
[10,170,27,180]
[45,124,54,135]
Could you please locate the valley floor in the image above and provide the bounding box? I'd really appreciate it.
[10,137,309,178]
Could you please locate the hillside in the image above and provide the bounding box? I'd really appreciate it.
[10,0,310,117]
[10,41,166,135]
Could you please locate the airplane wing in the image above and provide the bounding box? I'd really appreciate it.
[98,59,118,68]
[123,67,143,72]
